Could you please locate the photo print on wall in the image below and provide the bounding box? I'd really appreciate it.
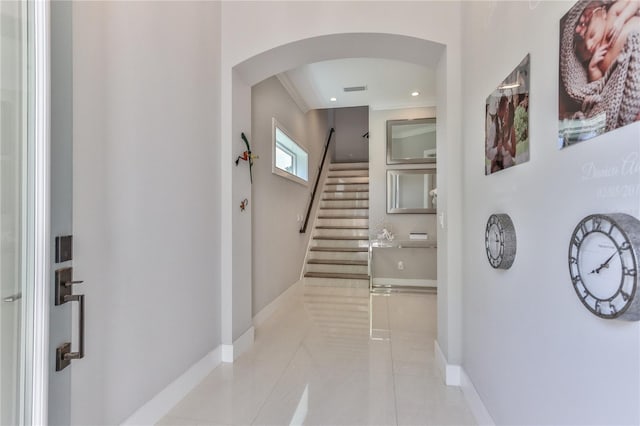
[485,54,530,176]
[559,0,640,148]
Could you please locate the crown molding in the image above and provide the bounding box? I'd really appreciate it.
[276,73,310,114]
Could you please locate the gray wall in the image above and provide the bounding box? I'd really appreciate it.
[369,107,438,281]
[333,106,369,163]
[251,76,329,316]
[461,1,640,424]
[71,2,222,424]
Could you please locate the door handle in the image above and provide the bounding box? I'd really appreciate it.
[3,292,22,303]
[57,294,84,370]
[54,267,85,371]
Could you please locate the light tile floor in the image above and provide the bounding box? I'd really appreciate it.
[159,282,476,426]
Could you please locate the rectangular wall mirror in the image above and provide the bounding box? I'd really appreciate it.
[387,169,437,214]
[387,118,436,164]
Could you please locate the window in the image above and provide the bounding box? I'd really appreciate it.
[272,119,308,185]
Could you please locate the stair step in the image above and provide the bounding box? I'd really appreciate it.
[329,162,369,171]
[327,171,369,178]
[325,182,368,186]
[320,207,368,210]
[306,263,368,274]
[322,197,369,201]
[303,277,369,288]
[313,236,368,241]
[329,166,369,172]
[304,272,369,280]
[308,259,368,266]
[308,251,367,262]
[315,225,369,229]
[316,218,369,225]
[323,185,369,192]
[323,190,369,194]
[310,247,368,252]
[327,174,368,179]
[321,201,369,210]
[318,215,368,219]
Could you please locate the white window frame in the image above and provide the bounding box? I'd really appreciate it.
[272,118,309,186]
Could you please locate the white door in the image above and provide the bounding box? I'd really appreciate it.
[1,1,49,424]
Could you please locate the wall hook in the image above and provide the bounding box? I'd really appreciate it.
[240,198,249,211]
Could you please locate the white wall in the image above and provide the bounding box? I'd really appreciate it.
[461,1,640,424]
[251,76,329,316]
[333,106,369,163]
[72,2,222,424]
[220,0,463,363]
[231,71,253,340]
[49,2,73,424]
[369,107,438,281]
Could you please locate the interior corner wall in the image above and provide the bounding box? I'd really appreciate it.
[333,106,369,163]
[369,107,438,281]
[461,1,640,424]
[251,77,328,316]
[71,2,222,424]
[231,70,253,340]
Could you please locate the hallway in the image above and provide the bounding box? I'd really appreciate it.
[159,284,475,425]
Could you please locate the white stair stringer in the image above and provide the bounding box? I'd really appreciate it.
[303,162,370,287]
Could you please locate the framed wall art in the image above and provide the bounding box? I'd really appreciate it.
[559,0,640,148]
[485,54,530,175]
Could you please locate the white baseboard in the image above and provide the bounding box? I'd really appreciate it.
[253,280,301,327]
[460,368,496,426]
[373,278,437,287]
[434,340,460,385]
[221,326,255,363]
[434,340,494,426]
[121,346,222,426]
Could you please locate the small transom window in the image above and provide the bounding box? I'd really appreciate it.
[272,119,308,185]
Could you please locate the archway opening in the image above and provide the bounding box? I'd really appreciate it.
[222,33,461,377]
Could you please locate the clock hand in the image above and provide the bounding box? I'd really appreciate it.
[589,251,617,274]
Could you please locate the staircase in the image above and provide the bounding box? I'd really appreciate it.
[304,162,370,286]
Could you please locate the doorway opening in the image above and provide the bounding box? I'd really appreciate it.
[221,33,461,378]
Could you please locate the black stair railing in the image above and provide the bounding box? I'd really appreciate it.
[300,127,335,233]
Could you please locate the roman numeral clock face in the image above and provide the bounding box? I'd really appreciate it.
[568,214,640,321]
[485,214,516,269]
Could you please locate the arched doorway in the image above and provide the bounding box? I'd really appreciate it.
[221,32,463,381]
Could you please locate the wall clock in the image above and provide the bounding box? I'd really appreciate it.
[568,213,640,321]
[485,214,516,269]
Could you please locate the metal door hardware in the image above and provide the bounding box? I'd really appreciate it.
[55,267,84,306]
[55,267,85,371]
[55,235,73,263]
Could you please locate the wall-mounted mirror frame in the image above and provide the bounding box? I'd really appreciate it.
[387,169,437,214]
[386,118,436,164]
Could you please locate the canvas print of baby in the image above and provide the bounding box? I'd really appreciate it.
[485,55,530,176]
[559,0,640,147]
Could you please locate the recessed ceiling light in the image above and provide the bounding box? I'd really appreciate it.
[411,91,420,97]
[330,97,337,102]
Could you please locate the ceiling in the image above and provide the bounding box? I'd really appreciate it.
[277,58,436,112]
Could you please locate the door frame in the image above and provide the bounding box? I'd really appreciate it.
[20,0,50,424]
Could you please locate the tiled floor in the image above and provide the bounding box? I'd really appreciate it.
[158,282,476,426]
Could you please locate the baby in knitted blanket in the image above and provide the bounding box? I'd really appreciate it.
[574,0,640,81]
